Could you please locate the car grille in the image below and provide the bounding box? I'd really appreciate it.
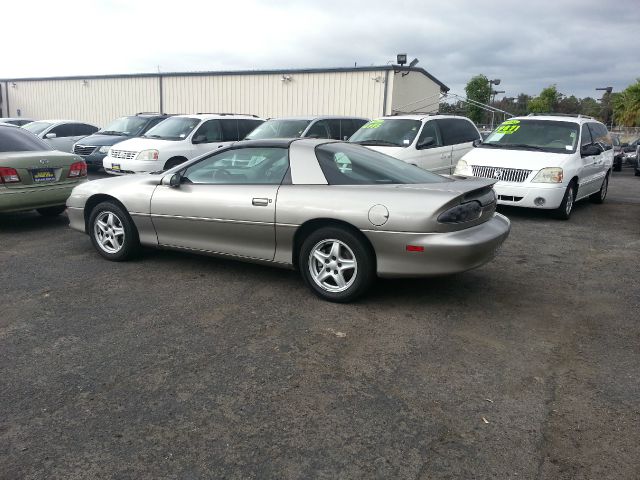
[73,145,97,156]
[110,149,137,160]
[472,165,532,183]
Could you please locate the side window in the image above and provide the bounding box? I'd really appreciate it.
[588,123,612,150]
[74,123,99,136]
[417,121,442,148]
[581,124,592,146]
[305,120,331,139]
[220,119,239,141]
[142,117,166,133]
[192,120,222,143]
[182,147,289,185]
[238,119,263,139]
[49,123,75,138]
[435,118,480,146]
[341,119,367,140]
[326,119,342,140]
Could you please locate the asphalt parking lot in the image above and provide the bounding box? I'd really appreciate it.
[1,169,639,479]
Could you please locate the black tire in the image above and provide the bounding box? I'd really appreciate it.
[553,181,576,220]
[299,226,375,303]
[590,173,609,204]
[613,158,622,172]
[635,168,640,177]
[164,157,187,170]
[88,201,140,261]
[36,205,66,216]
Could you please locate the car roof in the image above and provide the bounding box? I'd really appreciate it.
[230,138,300,149]
[0,117,34,121]
[264,116,369,121]
[173,113,264,120]
[377,114,472,121]
[515,114,603,125]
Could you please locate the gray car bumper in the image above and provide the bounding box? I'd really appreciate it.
[366,213,511,278]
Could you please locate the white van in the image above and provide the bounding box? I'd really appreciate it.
[102,113,264,174]
[454,114,613,219]
[348,114,481,174]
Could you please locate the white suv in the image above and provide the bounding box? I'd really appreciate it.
[348,114,481,174]
[455,114,613,219]
[102,113,264,174]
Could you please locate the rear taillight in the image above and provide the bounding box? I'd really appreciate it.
[0,167,20,183]
[68,161,87,178]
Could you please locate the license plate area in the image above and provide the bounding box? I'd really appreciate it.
[111,163,121,171]
[31,168,57,183]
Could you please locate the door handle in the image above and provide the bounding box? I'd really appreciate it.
[252,197,270,206]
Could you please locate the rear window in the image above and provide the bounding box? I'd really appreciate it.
[315,143,448,185]
[0,126,51,152]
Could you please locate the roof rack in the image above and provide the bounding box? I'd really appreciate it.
[196,113,260,118]
[527,113,594,120]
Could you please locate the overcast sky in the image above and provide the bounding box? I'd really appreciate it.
[3,0,639,100]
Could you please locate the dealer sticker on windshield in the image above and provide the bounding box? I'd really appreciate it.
[495,119,520,135]
[362,119,384,129]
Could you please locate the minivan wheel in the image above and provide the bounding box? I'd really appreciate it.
[299,226,375,303]
[89,201,140,261]
[590,173,609,204]
[36,205,66,216]
[553,182,576,220]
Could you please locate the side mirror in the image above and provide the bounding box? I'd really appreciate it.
[472,139,482,147]
[580,144,601,157]
[162,173,182,187]
[45,132,57,139]
[416,136,435,150]
[192,134,207,144]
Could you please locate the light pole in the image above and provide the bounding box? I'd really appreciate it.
[488,79,501,129]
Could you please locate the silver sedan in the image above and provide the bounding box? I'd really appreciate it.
[67,139,510,302]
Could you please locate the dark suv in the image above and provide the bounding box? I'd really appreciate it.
[72,113,172,169]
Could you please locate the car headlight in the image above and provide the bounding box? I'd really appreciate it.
[136,149,159,161]
[454,159,473,176]
[532,167,563,183]
[98,146,110,154]
[438,201,482,224]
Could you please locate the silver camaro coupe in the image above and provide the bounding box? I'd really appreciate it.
[67,139,510,302]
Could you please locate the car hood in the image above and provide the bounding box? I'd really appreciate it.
[109,137,181,152]
[462,146,574,169]
[75,133,133,147]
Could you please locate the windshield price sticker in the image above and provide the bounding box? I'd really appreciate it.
[362,120,384,129]
[496,119,520,135]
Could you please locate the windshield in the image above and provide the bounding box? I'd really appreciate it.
[245,119,311,139]
[482,119,579,153]
[99,116,148,136]
[143,117,199,141]
[22,121,53,136]
[349,119,422,147]
[0,126,51,152]
[315,143,449,185]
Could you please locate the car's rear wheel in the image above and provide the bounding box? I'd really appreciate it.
[36,205,66,216]
[553,181,576,220]
[299,226,375,303]
[89,201,140,261]
[590,173,609,204]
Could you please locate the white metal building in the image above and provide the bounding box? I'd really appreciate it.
[0,66,448,127]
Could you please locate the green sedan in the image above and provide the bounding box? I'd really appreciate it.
[0,124,88,215]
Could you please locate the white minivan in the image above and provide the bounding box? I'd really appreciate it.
[454,114,613,219]
[348,114,481,174]
[102,113,264,174]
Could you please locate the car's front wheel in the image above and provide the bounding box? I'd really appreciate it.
[89,201,140,261]
[299,226,375,303]
[553,181,576,220]
[36,205,66,216]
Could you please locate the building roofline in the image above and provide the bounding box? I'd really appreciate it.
[1,65,449,92]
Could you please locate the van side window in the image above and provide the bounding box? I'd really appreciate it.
[341,119,368,140]
[306,120,331,139]
[192,120,222,143]
[435,118,480,146]
[417,121,441,148]
[581,124,592,146]
[588,123,612,151]
[220,119,239,141]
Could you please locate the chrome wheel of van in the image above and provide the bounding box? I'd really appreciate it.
[94,211,125,254]
[308,239,358,293]
[565,186,574,215]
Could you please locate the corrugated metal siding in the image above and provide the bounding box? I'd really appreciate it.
[391,71,440,114]
[5,77,159,127]
[162,71,386,119]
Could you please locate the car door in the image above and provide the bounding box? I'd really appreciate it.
[435,118,481,174]
[149,146,289,260]
[588,122,612,187]
[190,119,228,156]
[577,123,599,197]
[405,120,449,173]
[44,123,77,152]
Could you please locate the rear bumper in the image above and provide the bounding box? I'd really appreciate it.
[365,213,511,278]
[0,181,85,213]
[493,182,566,209]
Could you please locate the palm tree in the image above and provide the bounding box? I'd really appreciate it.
[613,80,640,127]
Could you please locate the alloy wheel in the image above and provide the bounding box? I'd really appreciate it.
[94,211,125,254]
[308,239,358,293]
[566,186,574,215]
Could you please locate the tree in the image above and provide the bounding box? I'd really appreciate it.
[464,75,491,124]
[557,95,581,114]
[529,85,562,113]
[579,97,600,118]
[612,79,640,126]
